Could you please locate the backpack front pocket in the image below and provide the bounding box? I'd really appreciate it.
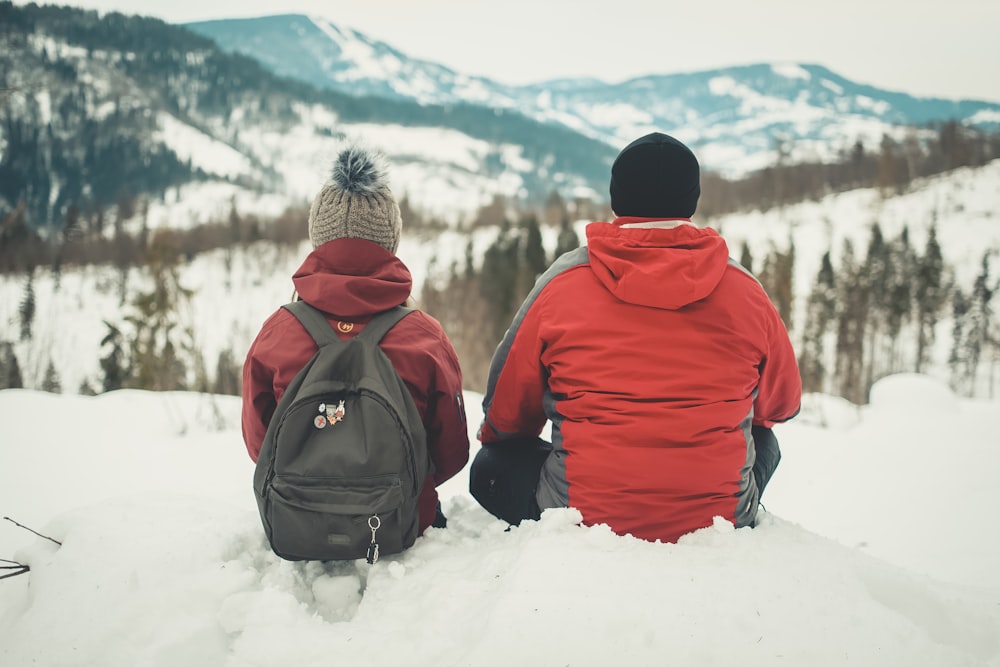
[266,475,406,561]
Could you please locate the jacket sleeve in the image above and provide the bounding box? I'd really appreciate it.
[421,323,471,486]
[241,330,276,463]
[479,295,548,443]
[241,309,310,463]
[753,304,802,427]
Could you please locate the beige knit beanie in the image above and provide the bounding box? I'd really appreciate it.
[307,145,402,253]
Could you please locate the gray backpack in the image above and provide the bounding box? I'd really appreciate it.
[253,301,430,563]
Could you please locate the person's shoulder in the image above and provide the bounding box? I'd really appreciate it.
[532,247,594,298]
[385,309,453,350]
[721,259,771,295]
[253,305,304,344]
[724,258,760,282]
[384,310,461,377]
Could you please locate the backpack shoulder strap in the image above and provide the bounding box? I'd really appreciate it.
[282,300,339,347]
[358,306,415,344]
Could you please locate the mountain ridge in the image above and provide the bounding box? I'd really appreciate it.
[3,2,999,235]
[0,2,615,230]
[187,14,1000,173]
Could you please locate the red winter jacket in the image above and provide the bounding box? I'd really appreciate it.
[242,238,470,534]
[480,218,801,543]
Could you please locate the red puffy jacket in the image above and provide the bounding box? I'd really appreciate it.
[242,238,470,533]
[480,218,801,543]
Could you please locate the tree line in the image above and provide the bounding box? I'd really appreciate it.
[1,132,998,403]
[697,121,1000,217]
[797,223,996,403]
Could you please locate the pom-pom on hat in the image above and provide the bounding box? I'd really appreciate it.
[308,145,402,253]
[609,132,701,219]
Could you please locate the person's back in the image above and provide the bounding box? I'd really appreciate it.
[243,145,470,548]
[473,133,801,542]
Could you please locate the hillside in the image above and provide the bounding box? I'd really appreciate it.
[0,2,614,231]
[6,2,1000,239]
[1,160,997,399]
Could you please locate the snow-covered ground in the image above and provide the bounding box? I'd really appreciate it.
[1,375,998,666]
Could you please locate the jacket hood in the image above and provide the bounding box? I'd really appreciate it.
[586,218,730,310]
[292,237,412,317]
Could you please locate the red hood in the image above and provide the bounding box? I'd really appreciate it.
[292,238,412,318]
[586,218,730,310]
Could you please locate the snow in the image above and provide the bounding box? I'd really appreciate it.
[1,375,999,666]
[772,63,811,80]
[822,79,845,95]
[969,109,1000,124]
[855,95,892,116]
[143,181,293,230]
[154,112,255,180]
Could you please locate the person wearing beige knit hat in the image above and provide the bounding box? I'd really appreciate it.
[307,145,403,252]
[242,144,470,538]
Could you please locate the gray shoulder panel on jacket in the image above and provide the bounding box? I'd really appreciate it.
[482,246,591,412]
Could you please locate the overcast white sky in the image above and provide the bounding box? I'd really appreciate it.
[18,0,1000,102]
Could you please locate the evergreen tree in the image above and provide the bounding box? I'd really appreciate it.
[19,268,35,341]
[798,251,836,393]
[421,250,494,391]
[520,214,547,278]
[948,288,970,395]
[513,214,547,305]
[959,253,996,396]
[739,241,754,273]
[885,227,915,372]
[834,240,869,404]
[212,348,241,396]
[862,223,891,389]
[914,226,947,373]
[554,216,580,260]
[41,359,62,393]
[479,221,521,343]
[125,230,194,391]
[0,341,24,389]
[759,239,795,331]
[100,321,129,392]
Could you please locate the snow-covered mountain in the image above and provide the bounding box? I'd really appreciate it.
[185,14,510,109]
[0,3,614,231]
[5,3,999,234]
[188,14,1000,173]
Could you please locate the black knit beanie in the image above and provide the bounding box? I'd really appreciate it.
[609,132,701,218]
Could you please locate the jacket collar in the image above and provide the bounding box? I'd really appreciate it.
[292,238,413,318]
[615,216,696,230]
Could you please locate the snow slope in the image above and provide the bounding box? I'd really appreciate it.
[1,375,999,666]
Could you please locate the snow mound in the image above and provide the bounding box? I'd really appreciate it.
[868,373,960,414]
[2,382,1000,666]
[3,494,998,667]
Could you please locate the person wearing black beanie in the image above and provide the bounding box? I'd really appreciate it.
[471,131,801,546]
[609,132,701,218]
